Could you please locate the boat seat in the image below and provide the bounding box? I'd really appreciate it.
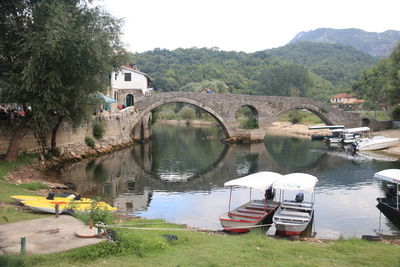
[280,205,312,212]
[229,211,262,220]
[274,215,309,222]
[237,209,264,215]
[279,210,310,218]
[283,201,313,208]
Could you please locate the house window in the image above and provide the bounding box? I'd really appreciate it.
[114,91,119,101]
[124,73,132,81]
[115,73,118,80]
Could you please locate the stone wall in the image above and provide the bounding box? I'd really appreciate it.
[0,110,150,157]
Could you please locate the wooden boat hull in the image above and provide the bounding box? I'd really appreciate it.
[376,197,400,228]
[219,200,279,233]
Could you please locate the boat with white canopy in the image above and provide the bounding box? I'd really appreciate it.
[272,173,318,236]
[308,125,345,141]
[326,127,370,144]
[374,169,400,227]
[219,171,283,233]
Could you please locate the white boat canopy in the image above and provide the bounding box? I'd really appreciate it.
[272,173,318,192]
[330,127,370,134]
[374,169,400,184]
[224,171,284,191]
[308,125,345,130]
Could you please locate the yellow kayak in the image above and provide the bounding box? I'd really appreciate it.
[10,193,90,203]
[21,200,117,214]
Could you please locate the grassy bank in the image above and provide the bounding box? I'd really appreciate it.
[0,154,48,223]
[2,219,399,267]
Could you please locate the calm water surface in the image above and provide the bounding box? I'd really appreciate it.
[60,123,400,238]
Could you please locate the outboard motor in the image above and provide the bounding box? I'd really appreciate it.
[386,184,396,200]
[46,192,55,200]
[264,187,275,200]
[74,194,81,201]
[295,192,304,203]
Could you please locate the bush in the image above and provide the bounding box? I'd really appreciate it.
[392,106,400,120]
[72,199,113,225]
[84,136,95,148]
[178,106,196,120]
[243,118,259,129]
[92,120,106,140]
[288,110,303,124]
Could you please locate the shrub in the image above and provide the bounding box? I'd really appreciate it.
[243,118,259,129]
[92,120,106,140]
[392,106,400,120]
[84,136,95,148]
[72,199,113,225]
[178,106,196,120]
[288,110,303,124]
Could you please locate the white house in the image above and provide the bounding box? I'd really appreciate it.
[108,64,153,108]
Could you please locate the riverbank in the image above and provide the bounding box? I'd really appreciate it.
[266,122,400,158]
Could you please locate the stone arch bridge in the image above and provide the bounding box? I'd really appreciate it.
[123,92,377,142]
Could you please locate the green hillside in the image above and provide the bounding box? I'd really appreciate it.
[266,42,377,89]
[131,43,377,101]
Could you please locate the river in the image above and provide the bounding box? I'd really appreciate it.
[59,123,400,239]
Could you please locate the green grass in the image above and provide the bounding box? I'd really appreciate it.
[4,224,399,267]
[278,110,324,125]
[0,154,48,224]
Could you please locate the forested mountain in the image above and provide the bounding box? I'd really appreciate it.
[266,42,377,89]
[290,28,400,57]
[131,43,377,101]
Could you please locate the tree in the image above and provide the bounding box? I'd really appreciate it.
[0,0,126,161]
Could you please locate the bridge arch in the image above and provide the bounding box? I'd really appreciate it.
[269,104,335,126]
[127,96,234,138]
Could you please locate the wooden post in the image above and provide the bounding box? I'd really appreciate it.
[97,226,102,238]
[20,237,26,255]
[55,203,59,218]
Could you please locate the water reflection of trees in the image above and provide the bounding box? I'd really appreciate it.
[59,127,400,213]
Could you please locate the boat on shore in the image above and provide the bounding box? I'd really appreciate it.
[355,136,399,151]
[272,173,318,236]
[219,172,283,233]
[10,192,88,203]
[374,169,400,228]
[21,199,117,214]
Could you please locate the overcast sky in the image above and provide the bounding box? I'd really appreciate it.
[100,0,400,53]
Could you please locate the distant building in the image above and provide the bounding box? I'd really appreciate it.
[108,64,153,108]
[330,93,364,110]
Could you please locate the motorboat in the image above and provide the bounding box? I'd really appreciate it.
[355,136,399,151]
[325,127,370,145]
[374,169,400,227]
[21,199,117,214]
[308,125,345,141]
[272,173,318,236]
[10,192,89,203]
[219,171,283,233]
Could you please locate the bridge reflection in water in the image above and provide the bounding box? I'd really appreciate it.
[59,124,400,238]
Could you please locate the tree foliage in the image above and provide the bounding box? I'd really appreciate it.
[131,44,376,101]
[0,0,126,159]
[352,43,400,109]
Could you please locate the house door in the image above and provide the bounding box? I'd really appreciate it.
[126,94,134,107]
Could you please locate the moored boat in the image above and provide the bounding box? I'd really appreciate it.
[272,173,318,236]
[308,125,344,141]
[21,199,117,214]
[374,169,400,228]
[355,136,399,151]
[10,192,89,203]
[219,171,283,233]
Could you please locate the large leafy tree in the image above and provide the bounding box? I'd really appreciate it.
[0,0,126,161]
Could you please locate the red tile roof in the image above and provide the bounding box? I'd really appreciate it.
[331,93,354,99]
